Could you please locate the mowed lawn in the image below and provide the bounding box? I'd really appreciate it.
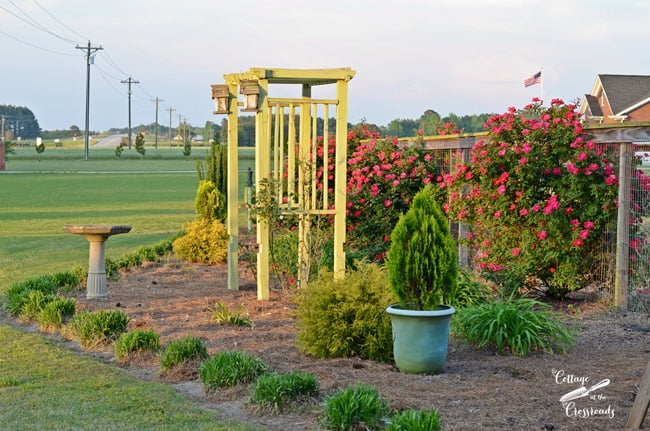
[0,155,263,431]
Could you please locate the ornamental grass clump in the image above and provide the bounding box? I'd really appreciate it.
[321,383,389,431]
[250,371,320,412]
[387,409,442,431]
[71,309,129,347]
[115,329,161,361]
[453,297,575,357]
[198,351,268,391]
[159,336,208,371]
[36,297,76,330]
[387,184,458,310]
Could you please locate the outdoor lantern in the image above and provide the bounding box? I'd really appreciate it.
[240,80,260,112]
[211,84,230,114]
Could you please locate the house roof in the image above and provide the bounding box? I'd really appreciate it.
[583,94,603,117]
[598,74,650,115]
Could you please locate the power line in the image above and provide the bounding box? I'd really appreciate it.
[0,2,80,44]
[98,50,128,77]
[136,82,155,99]
[31,0,88,42]
[0,28,79,56]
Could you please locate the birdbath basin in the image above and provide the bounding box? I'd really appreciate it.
[63,225,132,299]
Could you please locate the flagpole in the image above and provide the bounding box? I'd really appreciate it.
[539,67,544,105]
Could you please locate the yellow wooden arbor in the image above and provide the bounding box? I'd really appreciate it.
[211,67,356,300]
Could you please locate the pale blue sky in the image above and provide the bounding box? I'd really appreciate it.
[1,0,649,131]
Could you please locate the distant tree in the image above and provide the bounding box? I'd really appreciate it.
[182,137,192,157]
[70,125,81,136]
[135,132,146,158]
[35,139,45,161]
[418,110,442,135]
[0,105,41,138]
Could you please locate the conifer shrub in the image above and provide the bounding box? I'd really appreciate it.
[296,262,397,362]
[198,351,268,390]
[159,336,208,371]
[195,180,226,222]
[172,218,228,265]
[71,309,129,347]
[36,297,76,330]
[115,329,161,361]
[387,184,458,310]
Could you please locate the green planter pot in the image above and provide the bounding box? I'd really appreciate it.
[386,304,455,374]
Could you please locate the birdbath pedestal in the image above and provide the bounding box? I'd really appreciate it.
[63,225,132,299]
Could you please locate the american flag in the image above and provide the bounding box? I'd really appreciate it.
[524,71,542,87]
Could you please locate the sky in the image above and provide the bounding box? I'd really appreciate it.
[1,0,650,132]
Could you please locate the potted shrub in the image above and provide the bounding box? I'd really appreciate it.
[386,184,458,374]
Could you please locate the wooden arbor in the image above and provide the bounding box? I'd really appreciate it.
[211,68,356,300]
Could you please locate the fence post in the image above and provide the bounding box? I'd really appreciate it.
[0,141,5,171]
[615,142,632,308]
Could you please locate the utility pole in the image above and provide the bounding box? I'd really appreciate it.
[165,107,175,148]
[120,76,139,150]
[178,113,183,146]
[75,41,103,161]
[151,97,163,149]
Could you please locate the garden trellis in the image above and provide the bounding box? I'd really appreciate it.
[211,68,355,300]
[398,122,650,310]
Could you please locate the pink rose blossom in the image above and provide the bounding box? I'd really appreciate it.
[584,221,595,229]
[537,230,547,240]
[512,248,521,256]
[579,230,589,240]
[384,200,392,207]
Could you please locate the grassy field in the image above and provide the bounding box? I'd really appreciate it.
[0,153,263,431]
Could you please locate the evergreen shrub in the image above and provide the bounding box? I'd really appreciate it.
[172,218,228,265]
[296,262,396,362]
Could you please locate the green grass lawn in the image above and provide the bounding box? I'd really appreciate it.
[0,155,264,431]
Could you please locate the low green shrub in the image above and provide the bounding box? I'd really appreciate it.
[453,297,575,356]
[115,329,161,361]
[296,262,397,362]
[387,409,441,431]
[71,309,129,347]
[18,290,58,321]
[159,336,208,371]
[198,351,268,390]
[36,297,76,330]
[5,275,60,315]
[105,237,175,280]
[321,383,389,431]
[50,270,83,292]
[172,218,228,265]
[250,371,319,412]
[208,303,253,327]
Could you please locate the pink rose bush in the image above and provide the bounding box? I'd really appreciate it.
[445,99,618,298]
[345,126,450,261]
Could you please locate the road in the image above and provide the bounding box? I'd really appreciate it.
[93,134,126,148]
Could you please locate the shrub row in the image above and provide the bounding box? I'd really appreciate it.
[105,237,176,280]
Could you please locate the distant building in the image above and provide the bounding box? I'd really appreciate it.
[579,74,650,124]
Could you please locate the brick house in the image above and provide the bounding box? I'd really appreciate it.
[579,74,650,124]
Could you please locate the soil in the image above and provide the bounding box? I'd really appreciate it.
[22,239,650,430]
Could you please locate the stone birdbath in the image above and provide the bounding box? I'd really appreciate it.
[63,225,131,299]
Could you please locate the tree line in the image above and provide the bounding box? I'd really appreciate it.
[0,105,41,139]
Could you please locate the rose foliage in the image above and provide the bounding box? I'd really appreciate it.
[444,99,618,298]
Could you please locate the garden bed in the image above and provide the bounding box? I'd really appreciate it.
[62,254,650,431]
